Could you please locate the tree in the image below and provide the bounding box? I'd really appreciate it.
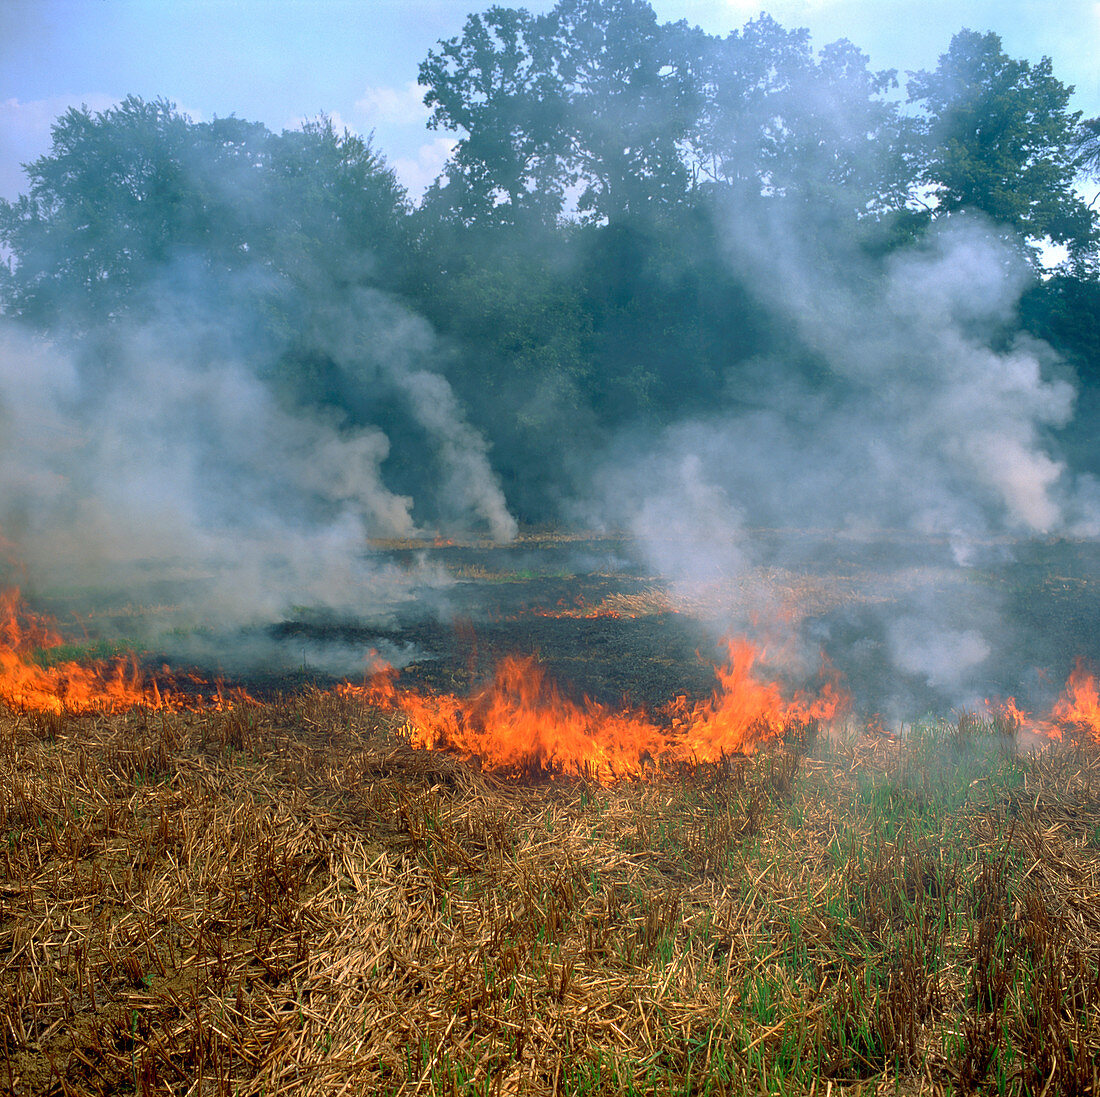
[691,16,911,223]
[0,98,410,332]
[1074,116,1100,192]
[269,116,410,291]
[691,15,812,195]
[418,0,707,227]
[546,0,704,222]
[0,97,210,326]
[419,6,567,226]
[907,30,1095,260]
[780,38,910,215]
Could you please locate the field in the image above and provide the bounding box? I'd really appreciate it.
[4,534,1100,1095]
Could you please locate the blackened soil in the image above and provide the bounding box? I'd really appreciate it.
[83,531,1100,718]
[274,585,722,710]
[271,534,1100,717]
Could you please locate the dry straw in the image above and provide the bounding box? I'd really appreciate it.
[3,695,1100,1094]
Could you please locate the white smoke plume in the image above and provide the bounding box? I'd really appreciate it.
[0,284,515,645]
[586,215,1096,714]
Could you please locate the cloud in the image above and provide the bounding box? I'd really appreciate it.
[354,81,430,127]
[392,136,456,199]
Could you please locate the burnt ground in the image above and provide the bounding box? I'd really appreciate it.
[279,589,725,708]
[269,530,1100,719]
[272,537,726,708]
[33,530,1100,719]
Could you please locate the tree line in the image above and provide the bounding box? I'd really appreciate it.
[2,0,1099,524]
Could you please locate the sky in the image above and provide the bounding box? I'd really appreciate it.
[1,0,1099,202]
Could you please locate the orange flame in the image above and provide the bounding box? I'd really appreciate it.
[984,695,1061,742]
[0,588,149,713]
[347,638,848,779]
[0,588,251,713]
[1051,658,1100,740]
[987,660,1100,744]
[671,640,846,759]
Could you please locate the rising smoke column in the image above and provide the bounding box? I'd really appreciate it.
[0,275,516,642]
[587,215,1094,716]
[301,287,518,544]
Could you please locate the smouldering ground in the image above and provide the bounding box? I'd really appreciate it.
[276,530,1100,714]
[4,698,1100,1095]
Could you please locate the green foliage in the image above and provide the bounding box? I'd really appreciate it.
[907,29,1095,257]
[417,1,915,229]
[419,6,567,227]
[548,0,702,223]
[1,96,204,326]
[0,98,409,333]
[1075,116,1100,180]
[694,15,912,220]
[0,5,1098,528]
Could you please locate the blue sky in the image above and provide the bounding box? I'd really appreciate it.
[1,0,1098,201]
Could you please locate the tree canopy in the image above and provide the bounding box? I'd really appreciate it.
[908,30,1094,258]
[0,98,408,331]
[1,4,1098,523]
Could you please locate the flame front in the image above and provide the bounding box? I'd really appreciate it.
[988,659,1100,744]
[1051,658,1100,739]
[0,588,156,713]
[351,638,849,779]
[8,573,1100,774]
[990,695,1054,737]
[0,587,249,713]
[672,640,847,759]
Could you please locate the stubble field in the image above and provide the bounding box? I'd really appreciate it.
[4,533,1100,1095]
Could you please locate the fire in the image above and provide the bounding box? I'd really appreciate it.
[671,640,846,759]
[347,638,848,779]
[0,587,249,714]
[987,660,1100,744]
[1051,658,1100,739]
[984,695,1061,742]
[8,567,1100,775]
[0,588,149,713]
[346,655,668,777]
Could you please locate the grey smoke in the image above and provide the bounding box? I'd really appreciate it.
[0,282,514,645]
[585,215,1096,715]
[305,288,518,543]
[157,628,426,679]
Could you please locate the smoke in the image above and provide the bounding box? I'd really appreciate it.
[305,288,518,543]
[0,278,516,655]
[0,43,1093,719]
[585,214,1097,715]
